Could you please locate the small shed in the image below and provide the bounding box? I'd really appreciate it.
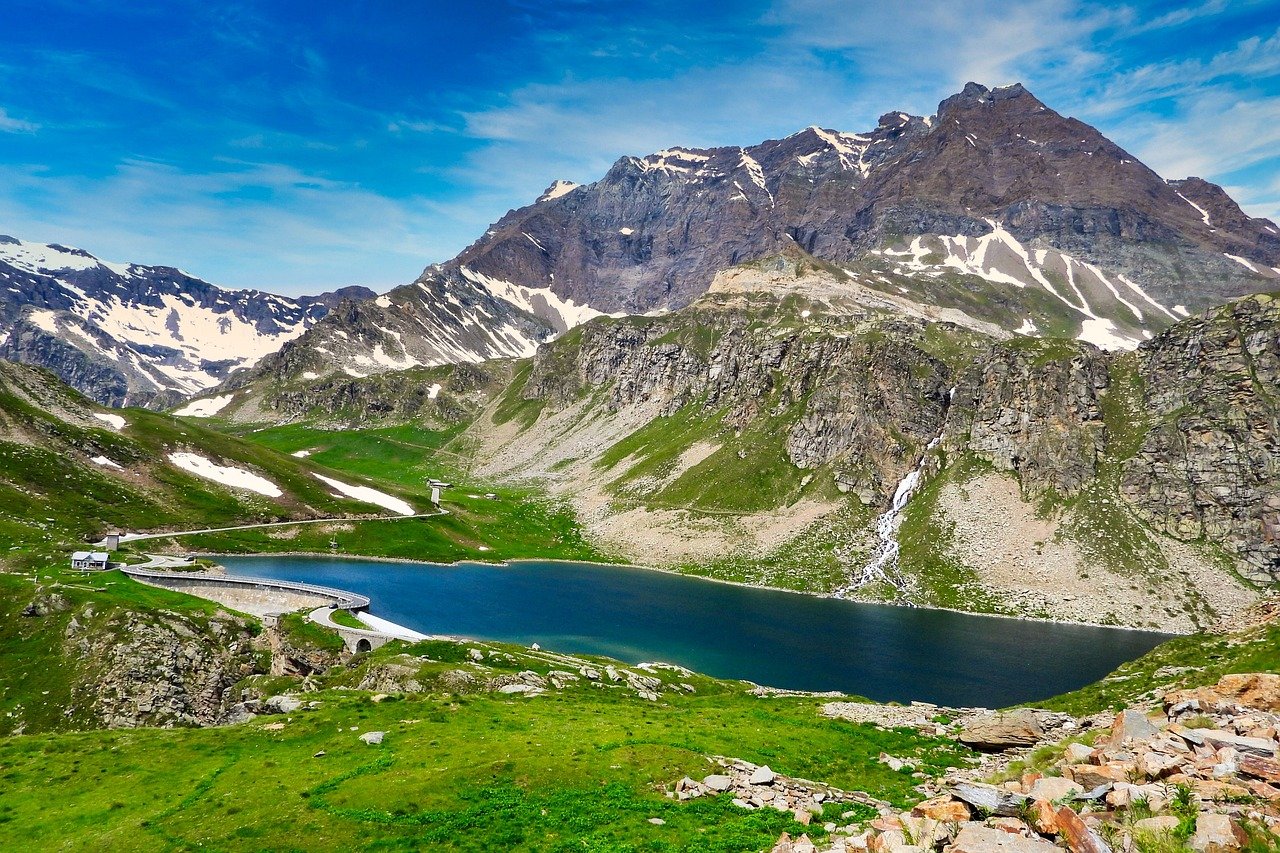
[71,551,110,571]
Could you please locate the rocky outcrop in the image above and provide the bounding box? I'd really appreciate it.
[946,344,1108,495]
[64,605,265,728]
[1120,294,1280,580]
[237,361,503,425]
[780,678,1280,853]
[517,304,956,504]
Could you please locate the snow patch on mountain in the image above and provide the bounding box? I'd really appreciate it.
[167,452,283,497]
[459,265,618,334]
[173,393,236,418]
[93,412,126,430]
[873,224,1185,350]
[313,473,414,515]
[538,180,581,202]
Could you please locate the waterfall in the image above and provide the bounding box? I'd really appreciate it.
[838,386,955,596]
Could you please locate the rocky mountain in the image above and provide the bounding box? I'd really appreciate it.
[0,234,372,407]
[452,280,1275,632]
[238,81,1279,388]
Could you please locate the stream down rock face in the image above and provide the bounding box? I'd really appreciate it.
[1121,294,1280,581]
[65,607,264,728]
[946,343,1108,496]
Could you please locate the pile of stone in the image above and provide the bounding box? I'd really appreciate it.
[768,674,1280,853]
[669,757,889,828]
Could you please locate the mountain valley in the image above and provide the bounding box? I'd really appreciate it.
[3,75,1280,853]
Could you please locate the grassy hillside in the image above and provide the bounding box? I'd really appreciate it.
[0,362,430,562]
[0,631,972,851]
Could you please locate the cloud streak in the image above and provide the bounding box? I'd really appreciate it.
[0,1,1275,293]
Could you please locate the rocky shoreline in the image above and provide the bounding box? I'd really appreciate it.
[763,674,1280,853]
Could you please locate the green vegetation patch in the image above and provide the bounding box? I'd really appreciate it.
[0,677,972,851]
[1042,619,1280,716]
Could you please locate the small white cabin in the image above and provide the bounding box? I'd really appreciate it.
[71,551,110,571]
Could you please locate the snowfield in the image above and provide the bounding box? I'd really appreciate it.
[167,452,283,497]
[313,473,414,516]
[173,394,236,418]
[92,412,126,430]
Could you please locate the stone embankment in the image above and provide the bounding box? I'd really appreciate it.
[121,563,368,617]
[767,674,1280,853]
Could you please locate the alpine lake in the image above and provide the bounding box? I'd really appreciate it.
[219,555,1169,708]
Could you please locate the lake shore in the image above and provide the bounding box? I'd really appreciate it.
[200,547,1185,636]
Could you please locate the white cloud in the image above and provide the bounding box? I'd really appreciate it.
[0,158,449,294]
[0,107,37,133]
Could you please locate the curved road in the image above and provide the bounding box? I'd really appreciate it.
[99,508,448,546]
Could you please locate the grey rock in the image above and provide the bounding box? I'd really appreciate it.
[264,695,303,714]
[951,782,1029,817]
[703,774,733,792]
[359,731,385,745]
[958,709,1044,751]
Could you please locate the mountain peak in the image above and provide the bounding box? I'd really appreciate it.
[937,81,1041,116]
[537,180,581,203]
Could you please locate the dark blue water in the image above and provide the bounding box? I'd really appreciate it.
[219,555,1169,708]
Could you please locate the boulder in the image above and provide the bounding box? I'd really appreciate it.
[358,731,384,745]
[1027,777,1083,802]
[1054,805,1112,853]
[959,710,1044,751]
[912,795,971,822]
[1063,763,1131,789]
[1167,673,1280,713]
[1181,728,1276,757]
[1110,709,1160,745]
[1064,743,1095,763]
[703,774,733,792]
[750,765,777,785]
[264,695,303,714]
[1026,799,1059,835]
[951,782,1028,817]
[947,825,1058,853]
[1190,813,1246,852]
[1137,750,1184,779]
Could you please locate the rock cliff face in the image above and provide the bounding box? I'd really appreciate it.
[516,298,964,501]
[946,344,1109,496]
[1121,294,1280,581]
[64,605,264,728]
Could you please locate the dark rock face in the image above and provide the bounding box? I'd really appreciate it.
[449,82,1277,317]
[519,305,962,503]
[64,607,264,728]
[1121,294,1280,580]
[947,345,1109,496]
[0,235,373,407]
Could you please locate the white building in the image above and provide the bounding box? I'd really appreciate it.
[71,551,110,571]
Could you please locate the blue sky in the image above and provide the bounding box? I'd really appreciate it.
[0,0,1277,296]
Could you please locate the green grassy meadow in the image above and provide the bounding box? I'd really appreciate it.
[0,633,973,852]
